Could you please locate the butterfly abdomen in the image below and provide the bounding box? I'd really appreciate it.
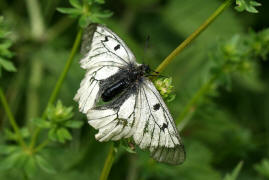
[101,79,130,102]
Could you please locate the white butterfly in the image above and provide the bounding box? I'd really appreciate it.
[74,24,185,165]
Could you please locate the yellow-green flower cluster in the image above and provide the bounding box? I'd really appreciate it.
[154,77,176,102]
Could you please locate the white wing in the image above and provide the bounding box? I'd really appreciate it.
[74,24,137,113]
[86,78,185,165]
[134,79,185,164]
[80,24,137,70]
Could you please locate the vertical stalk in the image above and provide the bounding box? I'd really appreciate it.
[29,28,83,149]
[0,88,26,148]
[25,0,45,39]
[25,0,45,127]
[99,144,115,180]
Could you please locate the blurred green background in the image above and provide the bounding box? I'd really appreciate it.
[0,0,269,179]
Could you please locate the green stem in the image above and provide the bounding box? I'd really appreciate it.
[156,0,234,73]
[99,144,115,180]
[25,0,45,39]
[175,74,219,126]
[29,28,83,149]
[34,139,49,153]
[0,88,26,148]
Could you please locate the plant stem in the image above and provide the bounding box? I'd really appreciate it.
[0,88,26,148]
[99,144,115,180]
[43,28,83,113]
[175,74,219,126]
[29,28,83,149]
[34,139,49,153]
[156,0,234,73]
[25,0,45,39]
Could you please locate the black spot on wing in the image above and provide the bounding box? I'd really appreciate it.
[160,123,168,132]
[114,44,120,51]
[103,36,109,42]
[153,103,160,111]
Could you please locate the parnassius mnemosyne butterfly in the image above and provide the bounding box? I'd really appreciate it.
[74,24,185,165]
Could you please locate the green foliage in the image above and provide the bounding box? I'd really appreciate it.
[57,0,112,27]
[254,159,269,178]
[235,0,261,13]
[0,144,56,177]
[35,100,83,143]
[0,16,16,77]
[209,28,269,91]
[154,77,176,102]
[223,161,244,180]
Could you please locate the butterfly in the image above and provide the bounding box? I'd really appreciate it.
[74,24,185,165]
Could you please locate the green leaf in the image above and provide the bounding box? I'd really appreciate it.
[0,145,20,155]
[48,129,57,141]
[69,0,82,9]
[223,161,244,180]
[36,155,56,174]
[64,120,84,128]
[235,0,261,13]
[57,128,72,143]
[79,15,90,28]
[33,118,51,128]
[57,8,82,16]
[0,58,16,72]
[24,156,38,178]
[0,151,24,171]
[94,0,105,4]
[254,159,269,178]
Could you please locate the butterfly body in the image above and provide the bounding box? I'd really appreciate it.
[101,64,150,102]
[74,24,185,165]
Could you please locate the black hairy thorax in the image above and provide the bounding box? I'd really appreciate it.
[100,63,150,102]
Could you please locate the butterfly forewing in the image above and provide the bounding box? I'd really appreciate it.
[74,24,185,165]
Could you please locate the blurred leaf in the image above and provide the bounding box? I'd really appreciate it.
[70,0,82,9]
[24,156,38,178]
[33,118,52,128]
[57,127,72,143]
[36,155,56,174]
[64,120,83,128]
[223,161,244,180]
[57,8,82,17]
[254,159,269,178]
[0,151,24,171]
[58,0,112,28]
[235,0,261,13]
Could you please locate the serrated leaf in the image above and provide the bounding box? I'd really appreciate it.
[36,155,56,174]
[0,58,16,72]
